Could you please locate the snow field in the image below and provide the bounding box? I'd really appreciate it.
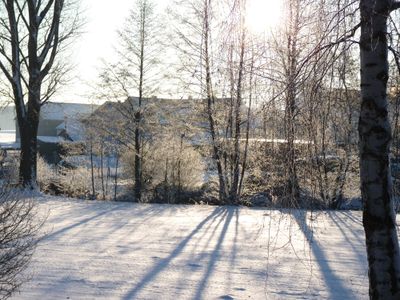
[13,197,369,299]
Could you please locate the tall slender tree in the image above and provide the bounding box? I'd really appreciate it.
[95,0,161,202]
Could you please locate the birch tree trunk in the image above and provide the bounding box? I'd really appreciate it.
[359,0,400,297]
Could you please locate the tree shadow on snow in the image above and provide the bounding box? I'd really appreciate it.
[292,210,357,299]
[122,206,239,300]
[328,212,366,266]
[44,203,177,242]
[43,205,124,241]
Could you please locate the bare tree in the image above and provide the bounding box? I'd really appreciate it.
[171,0,258,204]
[0,0,80,187]
[297,0,359,209]
[263,0,321,206]
[95,0,161,202]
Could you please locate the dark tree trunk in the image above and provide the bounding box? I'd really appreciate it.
[19,66,42,187]
[100,142,105,200]
[114,152,119,201]
[238,55,254,197]
[133,2,148,202]
[285,86,299,206]
[134,120,142,202]
[359,0,400,298]
[18,104,40,187]
[90,138,96,200]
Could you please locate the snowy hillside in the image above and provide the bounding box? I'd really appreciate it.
[12,197,369,299]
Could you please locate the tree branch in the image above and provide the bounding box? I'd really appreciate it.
[391,1,400,11]
[40,0,63,78]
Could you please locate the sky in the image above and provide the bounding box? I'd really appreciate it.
[59,0,169,103]
[57,0,282,104]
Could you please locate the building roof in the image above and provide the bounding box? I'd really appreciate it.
[41,102,98,121]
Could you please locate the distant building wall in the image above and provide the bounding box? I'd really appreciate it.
[0,107,16,131]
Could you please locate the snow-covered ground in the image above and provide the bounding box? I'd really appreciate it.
[13,197,369,299]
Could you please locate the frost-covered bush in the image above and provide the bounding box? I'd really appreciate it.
[148,137,204,188]
[37,156,93,199]
[0,153,97,199]
[0,154,57,189]
[37,155,57,191]
[56,166,94,199]
[122,135,205,202]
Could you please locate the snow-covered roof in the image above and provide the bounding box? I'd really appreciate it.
[37,136,65,144]
[1,131,68,147]
[0,130,19,149]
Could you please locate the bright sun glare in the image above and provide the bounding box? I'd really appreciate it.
[246,0,283,34]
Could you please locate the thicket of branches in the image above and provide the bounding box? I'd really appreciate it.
[8,0,394,214]
[68,0,392,210]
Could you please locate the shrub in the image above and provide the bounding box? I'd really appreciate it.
[55,166,94,199]
[122,135,205,202]
[37,155,58,191]
[0,188,41,299]
[37,156,94,199]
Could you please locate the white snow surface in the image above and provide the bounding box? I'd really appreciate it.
[13,197,369,299]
